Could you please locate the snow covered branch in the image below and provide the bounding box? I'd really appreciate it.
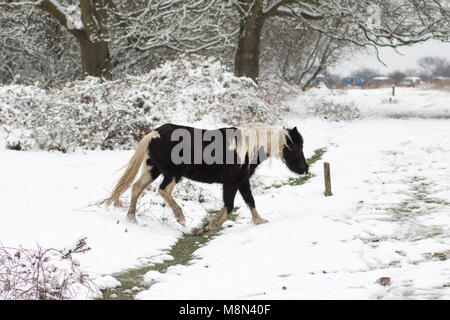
[0,238,97,300]
[0,0,83,33]
[108,0,239,53]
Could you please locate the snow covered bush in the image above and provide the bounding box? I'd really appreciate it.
[0,55,284,152]
[309,99,360,121]
[0,238,98,300]
[295,86,360,121]
[5,128,35,151]
[32,101,150,152]
[259,75,302,106]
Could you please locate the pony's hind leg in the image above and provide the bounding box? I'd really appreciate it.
[128,166,159,223]
[158,177,186,227]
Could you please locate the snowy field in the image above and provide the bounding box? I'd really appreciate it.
[1,87,449,299]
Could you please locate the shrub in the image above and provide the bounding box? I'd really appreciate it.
[0,238,98,300]
[308,99,360,121]
[297,87,360,121]
[5,128,34,151]
[1,55,284,151]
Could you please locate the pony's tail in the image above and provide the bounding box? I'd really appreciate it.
[105,130,160,207]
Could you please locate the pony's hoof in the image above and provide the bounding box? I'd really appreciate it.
[205,217,218,231]
[252,217,268,225]
[127,214,138,224]
[192,224,209,236]
[177,217,186,227]
[114,199,124,208]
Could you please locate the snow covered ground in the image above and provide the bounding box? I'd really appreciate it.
[1,87,449,299]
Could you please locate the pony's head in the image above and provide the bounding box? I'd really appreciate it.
[282,127,309,175]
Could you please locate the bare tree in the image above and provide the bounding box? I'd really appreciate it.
[352,67,381,82]
[107,0,238,53]
[2,0,449,83]
[0,6,80,85]
[296,34,345,90]
[389,70,407,84]
[106,1,413,82]
[418,56,450,79]
[1,0,112,80]
[0,0,238,81]
[144,0,449,82]
[227,0,449,81]
[261,18,341,79]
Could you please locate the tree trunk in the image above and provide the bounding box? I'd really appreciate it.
[79,0,111,80]
[37,0,112,80]
[234,1,264,82]
[79,36,112,80]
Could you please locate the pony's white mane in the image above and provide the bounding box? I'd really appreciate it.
[230,122,288,163]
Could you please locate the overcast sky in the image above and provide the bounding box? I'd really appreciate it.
[331,40,450,76]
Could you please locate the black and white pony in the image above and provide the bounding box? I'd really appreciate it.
[105,123,308,232]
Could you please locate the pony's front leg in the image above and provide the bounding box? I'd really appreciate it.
[204,208,227,232]
[158,177,186,227]
[250,208,268,225]
[238,179,268,225]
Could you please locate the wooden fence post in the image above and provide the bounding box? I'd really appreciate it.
[324,162,332,196]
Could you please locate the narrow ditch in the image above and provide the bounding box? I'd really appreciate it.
[100,210,238,300]
[100,147,327,300]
